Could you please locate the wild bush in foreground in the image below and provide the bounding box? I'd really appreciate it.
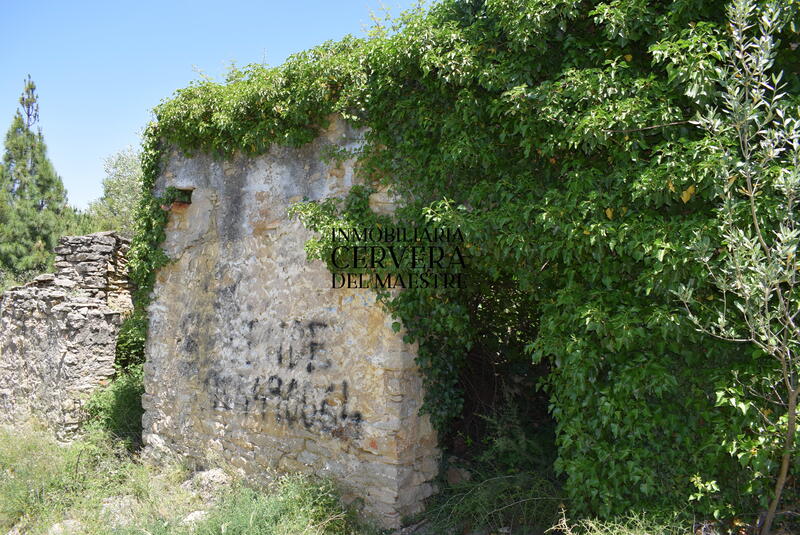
[83,363,145,449]
[677,1,800,533]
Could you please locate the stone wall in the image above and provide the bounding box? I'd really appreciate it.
[142,116,440,527]
[0,232,133,438]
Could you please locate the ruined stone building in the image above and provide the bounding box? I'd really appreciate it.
[142,116,440,527]
[0,232,133,439]
[0,117,440,527]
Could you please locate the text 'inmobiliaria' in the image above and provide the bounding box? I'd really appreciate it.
[329,226,466,289]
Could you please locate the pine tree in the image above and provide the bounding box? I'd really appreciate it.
[0,75,67,278]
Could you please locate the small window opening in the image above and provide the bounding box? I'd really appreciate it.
[174,188,193,204]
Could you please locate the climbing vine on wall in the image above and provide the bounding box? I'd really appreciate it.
[128,0,800,521]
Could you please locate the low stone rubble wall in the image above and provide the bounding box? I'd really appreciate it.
[0,232,133,438]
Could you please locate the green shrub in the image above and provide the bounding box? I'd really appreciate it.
[426,471,561,535]
[84,364,145,449]
[114,311,147,369]
[120,474,374,535]
[0,267,43,293]
[194,475,370,535]
[424,397,562,535]
[476,396,557,476]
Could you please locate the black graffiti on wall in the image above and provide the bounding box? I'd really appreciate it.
[272,320,331,373]
[203,319,363,440]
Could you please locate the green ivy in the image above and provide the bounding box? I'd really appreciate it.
[128,0,800,521]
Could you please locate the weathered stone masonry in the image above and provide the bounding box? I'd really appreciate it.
[142,116,440,527]
[0,232,133,438]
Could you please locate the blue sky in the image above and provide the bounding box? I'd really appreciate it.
[0,0,420,209]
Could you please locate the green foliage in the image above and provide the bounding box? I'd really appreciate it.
[0,427,370,535]
[126,129,171,304]
[150,36,367,157]
[59,206,104,237]
[115,309,147,368]
[83,364,145,449]
[0,426,159,534]
[35,146,146,243]
[86,146,144,238]
[425,399,562,534]
[0,266,42,293]
[0,76,68,277]
[127,0,800,523]
[181,476,369,535]
[425,472,561,535]
[475,398,558,478]
[675,2,800,532]
[121,132,186,371]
